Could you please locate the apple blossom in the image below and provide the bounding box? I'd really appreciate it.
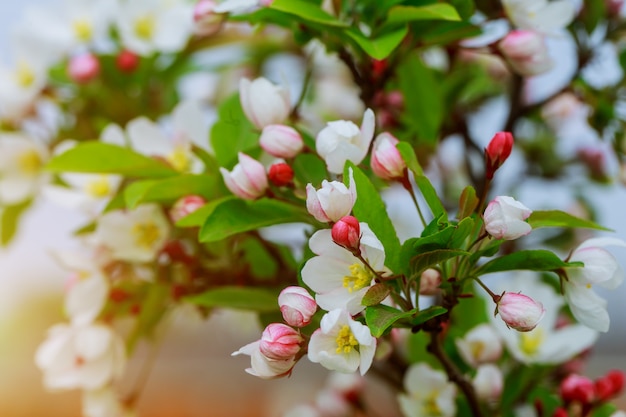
[316,108,375,174]
[501,0,576,33]
[278,286,318,327]
[370,132,405,180]
[455,324,503,367]
[259,323,303,360]
[193,0,225,36]
[398,363,457,417]
[169,195,206,223]
[301,223,385,315]
[83,386,136,417]
[563,237,626,332]
[331,215,361,253]
[307,309,376,375]
[231,340,296,379]
[94,204,170,263]
[484,196,533,240]
[498,30,553,77]
[214,0,262,13]
[67,53,100,84]
[419,268,442,296]
[220,152,268,199]
[485,132,514,180]
[496,292,545,332]
[306,168,356,223]
[561,374,595,405]
[35,322,126,391]
[473,364,504,402]
[268,162,294,187]
[0,132,49,205]
[239,77,291,129]
[259,124,304,158]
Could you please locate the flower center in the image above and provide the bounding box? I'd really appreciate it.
[73,18,93,42]
[15,62,35,88]
[343,262,374,293]
[134,15,155,40]
[470,341,485,360]
[520,328,544,356]
[335,325,359,354]
[18,149,43,175]
[422,392,443,417]
[85,175,111,198]
[166,145,191,172]
[132,222,162,249]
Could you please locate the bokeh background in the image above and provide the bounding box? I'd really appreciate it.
[0,1,624,416]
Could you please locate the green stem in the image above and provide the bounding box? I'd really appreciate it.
[400,174,427,228]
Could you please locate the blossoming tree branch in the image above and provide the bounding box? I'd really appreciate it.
[1,0,626,416]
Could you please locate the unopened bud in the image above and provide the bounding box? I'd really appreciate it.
[170,195,206,222]
[485,132,514,180]
[331,216,361,252]
[268,162,294,187]
[419,268,441,296]
[484,196,532,240]
[193,0,225,36]
[116,49,140,73]
[219,153,268,200]
[259,323,303,360]
[68,53,100,84]
[561,374,595,405]
[259,124,304,159]
[278,286,317,327]
[496,292,545,332]
[370,132,406,180]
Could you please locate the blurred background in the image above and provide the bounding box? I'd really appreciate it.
[0,1,624,416]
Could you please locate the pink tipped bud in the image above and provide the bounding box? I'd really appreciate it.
[193,0,225,36]
[331,216,361,252]
[498,30,552,76]
[259,323,303,360]
[485,132,514,180]
[561,374,595,405]
[419,268,441,296]
[278,286,317,327]
[370,132,406,180]
[68,53,100,84]
[268,162,294,187]
[259,125,304,158]
[219,152,268,200]
[116,49,140,73]
[484,196,533,240]
[169,195,206,222]
[306,169,356,223]
[496,292,545,332]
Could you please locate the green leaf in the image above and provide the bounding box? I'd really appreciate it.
[346,164,402,272]
[362,283,391,307]
[124,174,218,209]
[127,283,169,353]
[46,142,177,178]
[458,186,478,219]
[269,0,348,27]
[1,199,31,246]
[410,305,448,326]
[528,210,611,231]
[409,249,469,277]
[292,153,328,187]
[386,4,461,25]
[176,196,236,228]
[475,250,581,276]
[346,26,409,60]
[365,305,415,337]
[185,286,279,312]
[210,94,259,167]
[199,198,312,242]
[396,141,424,175]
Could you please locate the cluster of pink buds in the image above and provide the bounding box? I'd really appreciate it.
[554,370,625,416]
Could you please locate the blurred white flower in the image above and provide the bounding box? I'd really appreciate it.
[473,364,504,402]
[239,77,291,129]
[398,363,457,417]
[502,0,576,33]
[455,324,503,367]
[83,386,136,417]
[0,57,48,121]
[0,132,49,205]
[232,340,296,379]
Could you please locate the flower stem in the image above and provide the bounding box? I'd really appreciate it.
[400,173,427,228]
[473,276,500,304]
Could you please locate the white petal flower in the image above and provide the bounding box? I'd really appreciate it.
[455,324,502,367]
[502,0,576,33]
[83,386,136,417]
[94,204,170,263]
[35,323,126,391]
[316,108,375,174]
[301,223,385,315]
[232,340,296,379]
[307,309,376,375]
[305,168,356,223]
[214,0,261,13]
[0,132,49,204]
[484,196,532,240]
[239,77,291,129]
[398,363,457,417]
[564,237,626,332]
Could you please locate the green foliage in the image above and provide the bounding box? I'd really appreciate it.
[0,199,31,246]
[124,174,219,209]
[346,26,409,60]
[385,4,461,25]
[185,286,280,312]
[269,0,348,27]
[365,304,447,337]
[475,250,582,276]
[528,210,611,231]
[362,283,392,307]
[175,196,236,228]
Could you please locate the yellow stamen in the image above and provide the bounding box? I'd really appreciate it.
[73,18,93,42]
[15,62,35,88]
[423,392,442,416]
[18,149,43,174]
[586,283,592,289]
[134,15,155,40]
[335,325,359,354]
[132,222,161,249]
[520,328,544,356]
[85,176,111,198]
[166,146,190,172]
[470,341,485,360]
[342,263,374,293]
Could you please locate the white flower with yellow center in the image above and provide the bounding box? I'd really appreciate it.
[0,132,49,204]
[301,223,386,315]
[0,58,48,121]
[116,0,194,56]
[82,386,137,417]
[488,272,597,364]
[502,0,576,33]
[398,363,457,417]
[307,309,376,375]
[94,204,170,263]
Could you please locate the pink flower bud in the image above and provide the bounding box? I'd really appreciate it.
[484,196,532,240]
[193,0,225,36]
[219,152,268,200]
[370,132,406,180]
[485,132,514,180]
[268,162,294,187]
[240,77,290,129]
[331,216,361,252]
[259,323,303,360]
[595,370,625,401]
[306,169,356,223]
[278,286,317,327]
[496,292,545,332]
[419,268,441,296]
[561,374,595,405]
[68,53,100,84]
[498,30,552,77]
[169,195,206,222]
[116,50,139,73]
[259,0,274,6]
[259,125,304,158]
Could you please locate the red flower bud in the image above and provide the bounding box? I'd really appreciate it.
[331,216,361,252]
[116,49,140,73]
[595,370,625,401]
[606,370,625,394]
[560,374,595,405]
[268,162,294,187]
[552,407,568,417]
[485,132,514,180]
